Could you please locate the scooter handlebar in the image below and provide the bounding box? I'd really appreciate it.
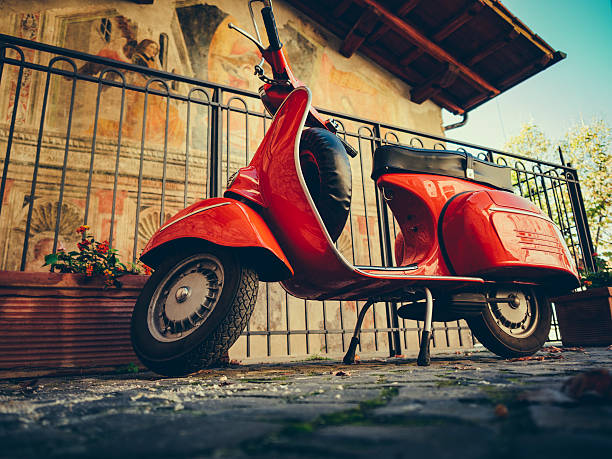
[261,6,282,51]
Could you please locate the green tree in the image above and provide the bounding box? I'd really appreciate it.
[503,120,553,161]
[561,118,612,254]
[504,118,612,257]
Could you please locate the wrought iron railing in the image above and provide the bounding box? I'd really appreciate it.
[0,33,593,359]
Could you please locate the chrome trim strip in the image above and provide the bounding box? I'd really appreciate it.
[489,206,554,224]
[355,264,418,271]
[159,202,231,232]
[354,266,482,282]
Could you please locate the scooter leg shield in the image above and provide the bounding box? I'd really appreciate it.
[139,197,293,282]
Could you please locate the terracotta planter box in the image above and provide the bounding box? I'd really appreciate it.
[0,270,147,378]
[553,287,612,347]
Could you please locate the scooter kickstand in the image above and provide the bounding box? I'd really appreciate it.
[343,300,375,364]
[417,288,434,367]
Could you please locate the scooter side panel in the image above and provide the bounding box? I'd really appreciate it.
[377,173,488,274]
[441,190,580,290]
[139,197,293,281]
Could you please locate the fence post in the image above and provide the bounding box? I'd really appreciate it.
[208,88,222,198]
[565,165,596,272]
[372,124,402,357]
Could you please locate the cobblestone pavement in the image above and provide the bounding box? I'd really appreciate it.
[1,346,611,458]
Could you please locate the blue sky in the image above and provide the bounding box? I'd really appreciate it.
[442,0,612,152]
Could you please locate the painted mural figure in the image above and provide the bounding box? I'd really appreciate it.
[126,39,185,147]
[131,39,159,69]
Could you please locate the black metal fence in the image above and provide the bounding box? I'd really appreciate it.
[0,34,593,359]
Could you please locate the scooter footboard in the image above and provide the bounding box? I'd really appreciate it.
[440,190,580,291]
[139,197,293,282]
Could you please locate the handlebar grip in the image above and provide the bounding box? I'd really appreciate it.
[261,6,282,51]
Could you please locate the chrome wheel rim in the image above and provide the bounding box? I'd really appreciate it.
[147,254,224,343]
[488,287,539,338]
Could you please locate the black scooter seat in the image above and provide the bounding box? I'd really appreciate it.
[372,144,513,192]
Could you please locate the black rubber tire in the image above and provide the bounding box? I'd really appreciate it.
[467,285,552,358]
[130,245,258,376]
[299,128,352,242]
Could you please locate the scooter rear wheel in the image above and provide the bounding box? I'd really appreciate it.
[467,285,551,358]
[130,245,258,376]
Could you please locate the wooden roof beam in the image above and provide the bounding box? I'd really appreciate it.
[460,51,562,112]
[461,91,491,111]
[360,43,425,83]
[432,2,484,42]
[355,0,499,96]
[399,48,423,66]
[411,64,459,104]
[340,7,381,57]
[333,0,354,18]
[497,52,557,89]
[431,91,465,115]
[360,44,465,114]
[467,29,519,66]
[400,3,483,67]
[368,0,421,43]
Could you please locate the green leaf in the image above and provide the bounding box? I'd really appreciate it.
[44,253,58,266]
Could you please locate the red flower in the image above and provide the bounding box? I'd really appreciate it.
[77,241,90,251]
[143,264,153,275]
[76,225,90,234]
[86,264,93,276]
[97,241,109,254]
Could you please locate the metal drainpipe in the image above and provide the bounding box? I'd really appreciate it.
[443,112,468,131]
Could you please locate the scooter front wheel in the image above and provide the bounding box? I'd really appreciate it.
[467,285,551,358]
[130,245,258,376]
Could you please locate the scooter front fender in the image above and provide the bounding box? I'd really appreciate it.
[139,197,293,282]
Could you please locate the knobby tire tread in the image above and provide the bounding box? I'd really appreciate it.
[139,268,258,377]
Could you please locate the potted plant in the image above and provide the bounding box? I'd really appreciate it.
[552,254,612,347]
[0,226,150,378]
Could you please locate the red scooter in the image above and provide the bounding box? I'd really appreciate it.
[130,0,579,376]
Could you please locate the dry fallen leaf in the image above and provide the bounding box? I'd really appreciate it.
[335,370,351,376]
[494,404,509,418]
[453,365,476,370]
[560,347,585,352]
[508,354,563,362]
[562,368,612,400]
[546,346,584,353]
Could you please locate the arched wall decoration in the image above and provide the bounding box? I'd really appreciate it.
[10,199,82,271]
[137,207,175,253]
[17,200,82,236]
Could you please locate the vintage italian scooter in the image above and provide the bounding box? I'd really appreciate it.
[130,0,580,376]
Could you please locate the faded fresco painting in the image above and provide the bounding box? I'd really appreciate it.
[0,1,458,360]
